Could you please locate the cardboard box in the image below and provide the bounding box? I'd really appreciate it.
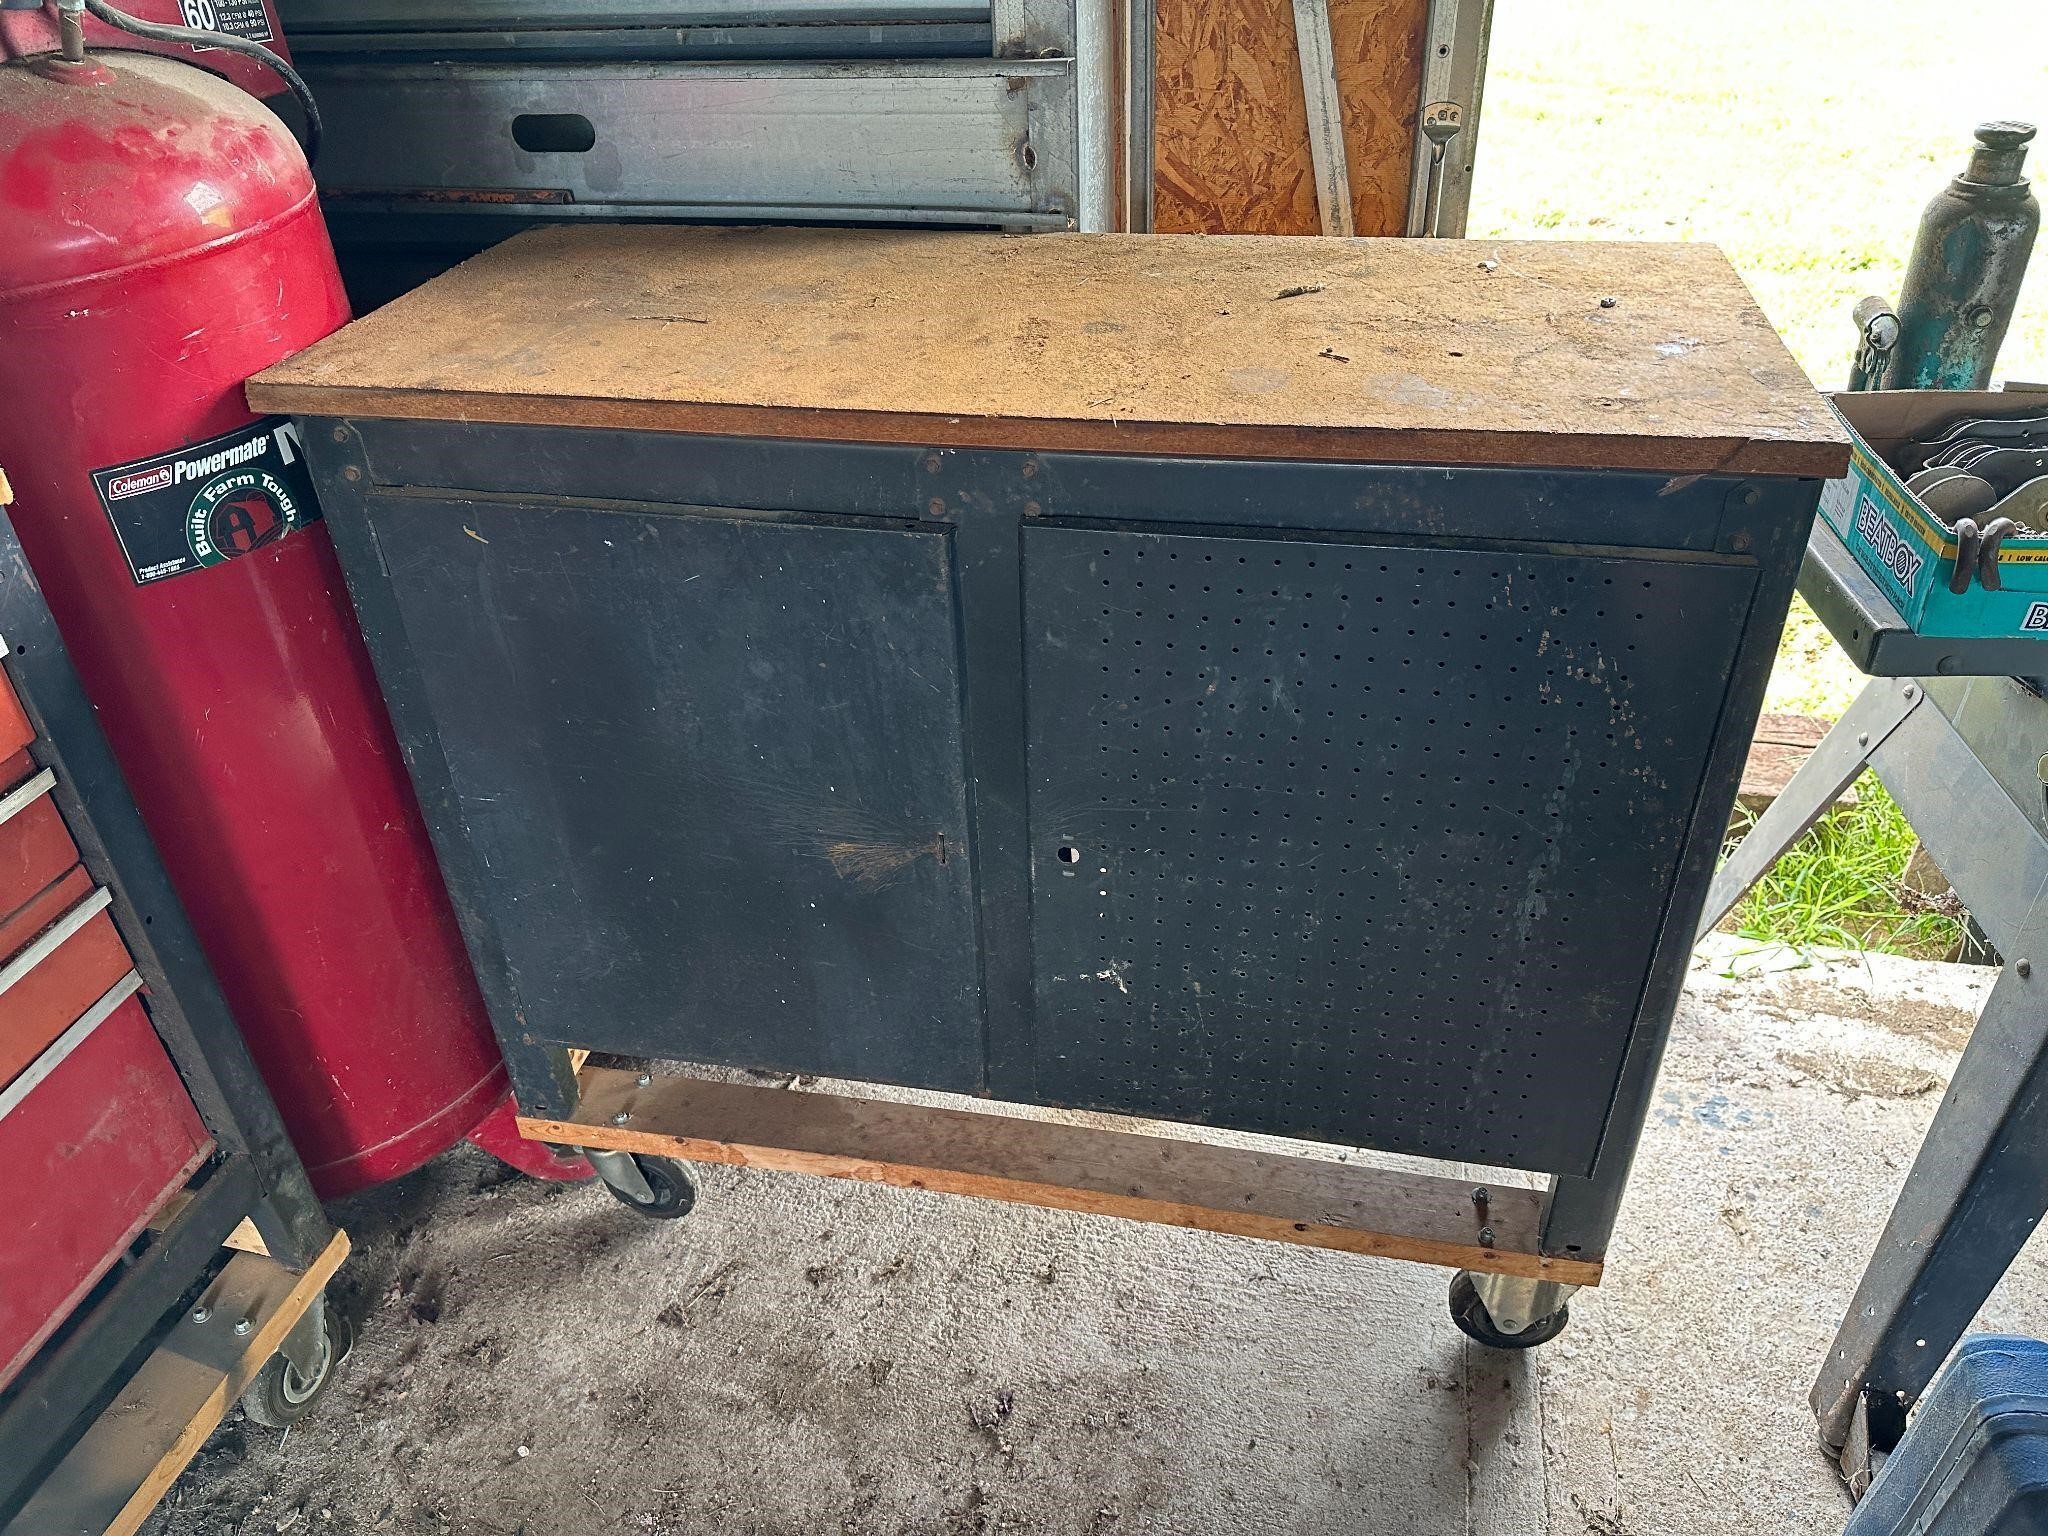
[1819,388,2048,638]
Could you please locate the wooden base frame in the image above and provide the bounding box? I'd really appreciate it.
[521,1066,1600,1287]
[6,1229,350,1536]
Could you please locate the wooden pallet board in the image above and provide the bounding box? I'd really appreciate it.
[520,1067,1602,1284]
[1739,713,1855,814]
[6,1230,349,1536]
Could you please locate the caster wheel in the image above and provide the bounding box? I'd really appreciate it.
[1448,1270,1569,1350]
[603,1154,697,1219]
[240,1297,349,1428]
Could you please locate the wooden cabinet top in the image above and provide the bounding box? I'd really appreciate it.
[251,225,1848,478]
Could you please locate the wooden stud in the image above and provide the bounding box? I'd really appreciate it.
[1289,0,1357,237]
[521,1067,1601,1285]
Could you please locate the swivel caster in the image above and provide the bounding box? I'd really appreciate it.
[1448,1269,1573,1350]
[241,1292,349,1428]
[584,1147,697,1219]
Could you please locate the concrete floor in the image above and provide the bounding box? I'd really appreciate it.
[142,938,2037,1536]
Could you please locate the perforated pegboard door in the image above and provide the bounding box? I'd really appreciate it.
[1022,525,1756,1174]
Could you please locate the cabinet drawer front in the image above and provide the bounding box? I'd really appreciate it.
[0,761,77,928]
[0,672,29,763]
[0,873,129,1089]
[0,989,210,1393]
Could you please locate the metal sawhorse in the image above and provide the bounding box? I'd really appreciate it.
[1701,520,2048,1494]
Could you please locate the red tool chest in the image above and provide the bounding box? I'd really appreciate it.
[0,492,338,1525]
[0,667,211,1393]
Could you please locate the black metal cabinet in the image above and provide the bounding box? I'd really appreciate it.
[254,225,1849,1273]
[315,424,1801,1180]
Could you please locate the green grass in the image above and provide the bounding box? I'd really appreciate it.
[1470,0,2045,956]
[1723,777,1967,960]
[1469,0,2048,395]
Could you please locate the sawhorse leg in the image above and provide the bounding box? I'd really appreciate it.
[1811,943,2048,1491]
[1695,678,1925,941]
[1693,674,2048,1492]
[1798,679,2048,1492]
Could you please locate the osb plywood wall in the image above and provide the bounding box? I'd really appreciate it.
[1154,0,1428,236]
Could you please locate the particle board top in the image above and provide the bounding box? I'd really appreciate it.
[250,224,1849,478]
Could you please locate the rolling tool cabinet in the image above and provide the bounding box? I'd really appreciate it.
[0,501,346,1534]
[252,224,1848,1343]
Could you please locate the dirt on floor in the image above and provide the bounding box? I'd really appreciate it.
[138,941,2041,1536]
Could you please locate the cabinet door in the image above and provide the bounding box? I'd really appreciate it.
[1022,524,1754,1174]
[368,499,984,1093]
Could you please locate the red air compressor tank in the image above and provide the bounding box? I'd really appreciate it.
[0,45,572,1193]
[0,0,291,101]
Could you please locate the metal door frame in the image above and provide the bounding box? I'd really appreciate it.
[1404,0,1493,237]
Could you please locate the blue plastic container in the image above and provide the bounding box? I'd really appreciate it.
[1846,1335,2048,1536]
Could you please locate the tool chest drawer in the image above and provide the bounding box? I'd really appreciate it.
[0,756,75,924]
[0,587,214,1396]
[0,669,29,763]
[0,657,141,1086]
[0,497,338,1524]
[0,672,75,930]
[0,868,127,1087]
[0,987,211,1392]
